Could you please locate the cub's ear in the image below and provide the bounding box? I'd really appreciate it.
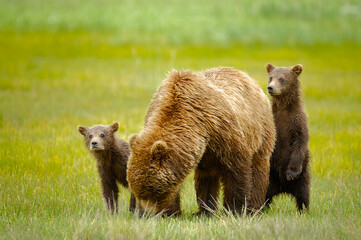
[266,63,275,73]
[150,140,168,165]
[78,126,88,136]
[292,64,303,76]
[109,122,119,133]
[129,134,138,148]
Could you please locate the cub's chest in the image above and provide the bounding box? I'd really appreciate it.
[273,109,290,128]
[273,109,295,142]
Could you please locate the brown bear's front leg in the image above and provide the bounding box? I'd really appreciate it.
[100,176,119,213]
[194,169,220,216]
[222,163,252,215]
[286,130,308,181]
[164,191,181,217]
[129,193,136,213]
[286,150,305,181]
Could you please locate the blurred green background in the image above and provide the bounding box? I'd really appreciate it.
[0,0,360,239]
[1,0,360,45]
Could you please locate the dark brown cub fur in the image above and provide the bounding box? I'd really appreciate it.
[78,122,136,213]
[265,63,311,211]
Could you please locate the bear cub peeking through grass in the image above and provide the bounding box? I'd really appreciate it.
[78,122,135,213]
[265,63,311,211]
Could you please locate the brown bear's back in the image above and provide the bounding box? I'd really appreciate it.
[144,67,274,166]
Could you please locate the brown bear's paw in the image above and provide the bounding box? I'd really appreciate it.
[192,211,214,218]
[285,167,302,181]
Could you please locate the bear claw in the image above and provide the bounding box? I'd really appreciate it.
[286,169,301,181]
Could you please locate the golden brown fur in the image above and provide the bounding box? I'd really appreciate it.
[127,67,275,216]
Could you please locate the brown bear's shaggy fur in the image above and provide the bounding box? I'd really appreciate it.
[127,67,275,216]
[78,122,136,213]
[265,63,311,211]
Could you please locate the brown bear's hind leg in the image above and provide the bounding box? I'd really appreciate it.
[194,169,220,216]
[222,160,252,215]
[293,169,310,211]
[265,169,281,209]
[296,193,309,211]
[250,147,272,211]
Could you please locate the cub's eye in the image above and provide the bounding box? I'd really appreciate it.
[279,78,284,82]
[269,77,272,82]
[139,195,146,200]
[89,134,93,139]
[100,133,105,138]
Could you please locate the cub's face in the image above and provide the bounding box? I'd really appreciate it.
[127,134,179,216]
[265,63,303,96]
[78,122,119,152]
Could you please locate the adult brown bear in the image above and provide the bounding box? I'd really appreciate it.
[127,67,275,216]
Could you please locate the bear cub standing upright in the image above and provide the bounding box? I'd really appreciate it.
[265,63,311,211]
[78,122,135,213]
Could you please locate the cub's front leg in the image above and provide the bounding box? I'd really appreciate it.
[99,168,119,213]
[286,149,306,181]
[286,128,308,181]
[101,178,119,213]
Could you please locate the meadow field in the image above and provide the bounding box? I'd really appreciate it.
[0,0,360,239]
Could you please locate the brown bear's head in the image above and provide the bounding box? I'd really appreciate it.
[265,63,303,96]
[127,133,180,216]
[78,122,119,152]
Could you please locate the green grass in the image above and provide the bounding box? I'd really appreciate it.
[0,0,360,45]
[1,0,361,239]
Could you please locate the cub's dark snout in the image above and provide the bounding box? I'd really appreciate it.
[268,86,273,93]
[91,141,98,147]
